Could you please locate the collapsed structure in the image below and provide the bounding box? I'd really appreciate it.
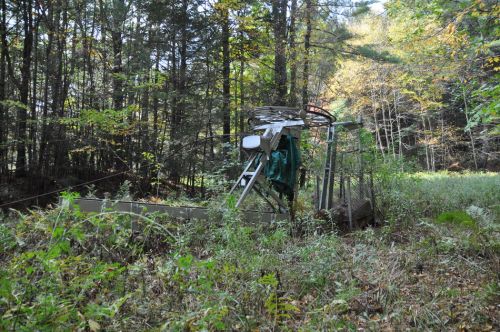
[229,105,375,229]
[66,105,375,230]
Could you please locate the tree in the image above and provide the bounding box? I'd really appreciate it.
[220,1,231,149]
[272,0,287,105]
[15,0,34,177]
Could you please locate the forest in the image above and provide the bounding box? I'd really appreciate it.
[0,0,499,330]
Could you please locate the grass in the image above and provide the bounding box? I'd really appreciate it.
[436,211,477,229]
[376,171,500,222]
[0,172,498,330]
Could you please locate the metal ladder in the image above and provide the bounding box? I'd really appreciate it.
[229,123,290,212]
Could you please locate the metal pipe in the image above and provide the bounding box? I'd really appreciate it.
[346,176,353,231]
[327,126,337,210]
[319,125,334,210]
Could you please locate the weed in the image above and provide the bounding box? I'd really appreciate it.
[436,210,477,229]
[258,272,299,327]
[1,173,499,330]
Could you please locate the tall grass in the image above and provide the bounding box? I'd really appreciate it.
[377,171,500,222]
[0,171,498,330]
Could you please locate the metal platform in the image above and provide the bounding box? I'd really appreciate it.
[229,105,335,213]
[61,197,289,223]
[58,106,371,227]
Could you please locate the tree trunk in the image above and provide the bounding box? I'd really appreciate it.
[16,0,34,177]
[169,0,189,183]
[152,48,160,156]
[38,1,54,175]
[0,0,7,176]
[427,115,435,171]
[289,0,297,107]
[52,0,69,176]
[233,67,238,147]
[380,88,391,159]
[141,72,150,177]
[272,0,287,105]
[462,85,478,170]
[111,7,124,111]
[302,0,312,109]
[29,12,39,172]
[239,42,245,161]
[421,114,430,171]
[221,5,231,150]
[111,0,126,171]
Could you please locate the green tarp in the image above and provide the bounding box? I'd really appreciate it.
[256,134,301,198]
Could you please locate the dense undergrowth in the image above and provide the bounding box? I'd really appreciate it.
[0,172,499,331]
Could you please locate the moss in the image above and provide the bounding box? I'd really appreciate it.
[436,211,477,229]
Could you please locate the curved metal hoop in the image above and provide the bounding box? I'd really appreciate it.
[304,104,337,127]
[246,105,336,129]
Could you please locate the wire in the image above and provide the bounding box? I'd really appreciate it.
[0,171,129,208]
[0,133,240,208]
[0,138,69,149]
[0,121,300,208]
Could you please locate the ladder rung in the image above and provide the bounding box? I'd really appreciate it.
[243,172,256,177]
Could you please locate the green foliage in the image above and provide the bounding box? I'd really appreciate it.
[469,76,500,133]
[351,1,372,17]
[1,171,499,330]
[225,194,237,211]
[115,180,132,200]
[258,272,299,324]
[60,107,136,136]
[61,190,81,202]
[354,45,400,64]
[0,99,28,110]
[376,171,500,222]
[436,211,477,229]
[0,224,16,253]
